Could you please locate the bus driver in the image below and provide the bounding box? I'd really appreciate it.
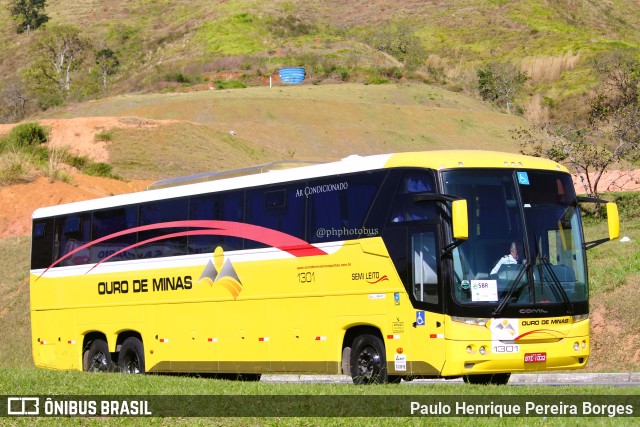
[490,241,521,275]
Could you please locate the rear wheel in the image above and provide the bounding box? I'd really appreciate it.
[83,339,112,372]
[463,373,510,385]
[118,337,145,374]
[350,334,388,384]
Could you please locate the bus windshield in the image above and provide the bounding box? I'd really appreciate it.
[443,169,587,309]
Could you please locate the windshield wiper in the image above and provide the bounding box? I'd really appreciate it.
[537,255,574,315]
[492,260,531,317]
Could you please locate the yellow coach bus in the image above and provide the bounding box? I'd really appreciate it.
[30,150,619,384]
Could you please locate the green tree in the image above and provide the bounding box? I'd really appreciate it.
[95,48,120,96]
[365,22,427,71]
[477,63,528,114]
[515,50,640,197]
[10,0,49,34]
[28,25,90,99]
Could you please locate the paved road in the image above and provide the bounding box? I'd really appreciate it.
[263,373,640,386]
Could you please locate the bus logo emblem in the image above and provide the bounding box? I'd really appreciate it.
[198,247,243,299]
[490,319,518,339]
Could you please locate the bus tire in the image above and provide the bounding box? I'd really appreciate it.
[350,334,388,384]
[118,337,145,374]
[237,373,261,381]
[463,373,510,385]
[84,339,112,372]
[388,375,403,384]
[215,373,261,381]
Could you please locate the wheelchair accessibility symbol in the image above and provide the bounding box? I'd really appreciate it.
[415,311,425,327]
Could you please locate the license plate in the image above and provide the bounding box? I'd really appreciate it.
[524,352,547,363]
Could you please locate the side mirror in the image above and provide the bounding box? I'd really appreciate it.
[452,199,469,240]
[577,197,620,249]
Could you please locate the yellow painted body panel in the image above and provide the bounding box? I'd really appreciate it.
[383,150,569,172]
[31,235,588,377]
[31,238,404,373]
[30,150,593,378]
[441,317,589,376]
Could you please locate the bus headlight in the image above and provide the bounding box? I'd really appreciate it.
[452,316,489,326]
[572,314,589,323]
[479,346,486,355]
[573,342,580,351]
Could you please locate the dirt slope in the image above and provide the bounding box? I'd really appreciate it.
[0,118,155,238]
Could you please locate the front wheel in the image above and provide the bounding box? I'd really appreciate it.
[463,373,510,385]
[350,334,388,384]
[118,337,145,374]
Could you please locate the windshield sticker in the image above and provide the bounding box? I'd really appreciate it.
[471,279,498,302]
[517,171,530,185]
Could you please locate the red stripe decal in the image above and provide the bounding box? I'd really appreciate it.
[39,220,327,277]
[366,275,389,284]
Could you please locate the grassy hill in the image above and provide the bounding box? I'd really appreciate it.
[42,83,529,179]
[1,0,639,123]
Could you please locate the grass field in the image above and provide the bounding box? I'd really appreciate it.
[0,368,638,425]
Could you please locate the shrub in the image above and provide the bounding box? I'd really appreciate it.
[1,122,48,151]
[44,147,71,183]
[164,72,192,84]
[95,129,114,142]
[215,80,247,90]
[83,162,114,177]
[365,76,389,85]
[67,155,90,170]
[0,150,37,186]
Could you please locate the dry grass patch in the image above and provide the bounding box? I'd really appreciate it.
[0,150,38,186]
[521,51,581,84]
[523,93,551,124]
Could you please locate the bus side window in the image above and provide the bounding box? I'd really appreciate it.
[91,207,138,263]
[245,184,305,248]
[308,171,386,243]
[189,192,244,253]
[31,219,55,269]
[390,171,436,223]
[56,213,91,266]
[412,231,438,304]
[139,198,189,258]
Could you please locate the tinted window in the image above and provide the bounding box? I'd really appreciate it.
[307,171,386,243]
[31,219,54,269]
[189,191,244,253]
[55,213,91,266]
[138,198,189,259]
[91,206,138,263]
[245,184,305,248]
[389,170,436,224]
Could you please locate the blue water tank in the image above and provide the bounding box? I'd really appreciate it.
[278,67,306,84]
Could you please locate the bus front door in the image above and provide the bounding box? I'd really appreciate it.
[408,229,446,376]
